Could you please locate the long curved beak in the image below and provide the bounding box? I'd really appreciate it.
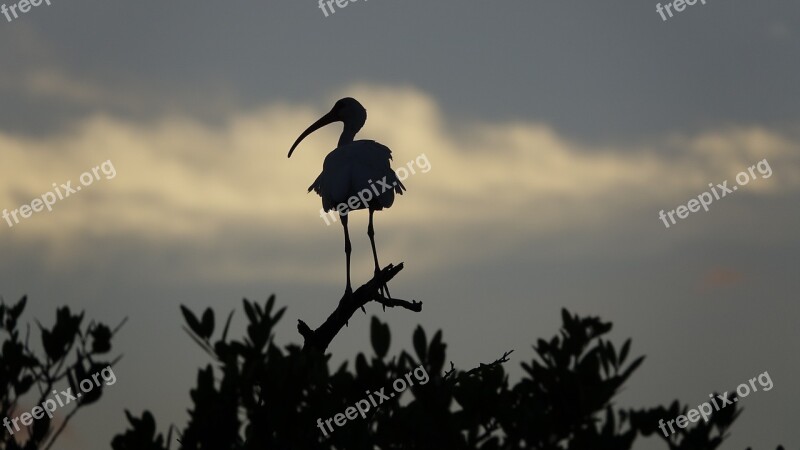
[288,111,338,158]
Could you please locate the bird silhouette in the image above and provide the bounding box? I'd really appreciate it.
[289,98,405,299]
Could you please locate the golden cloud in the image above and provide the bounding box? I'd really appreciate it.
[1,85,797,283]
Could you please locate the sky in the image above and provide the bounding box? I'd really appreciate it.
[0,0,798,448]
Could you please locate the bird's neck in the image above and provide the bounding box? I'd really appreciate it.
[338,122,361,147]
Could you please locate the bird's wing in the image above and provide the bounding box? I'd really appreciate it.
[347,141,405,209]
[308,148,353,211]
[368,141,406,195]
[307,172,335,211]
[309,141,406,211]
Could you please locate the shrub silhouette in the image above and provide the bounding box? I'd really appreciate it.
[110,296,782,450]
[0,296,122,450]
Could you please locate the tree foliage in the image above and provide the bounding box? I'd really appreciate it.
[110,296,779,450]
[0,296,122,450]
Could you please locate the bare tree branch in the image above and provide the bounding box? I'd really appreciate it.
[444,350,514,382]
[298,263,422,353]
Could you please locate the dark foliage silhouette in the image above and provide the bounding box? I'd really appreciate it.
[110,296,784,450]
[0,296,123,450]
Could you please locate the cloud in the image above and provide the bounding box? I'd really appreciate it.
[1,85,798,284]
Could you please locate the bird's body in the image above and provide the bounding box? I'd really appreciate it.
[288,97,404,297]
[308,140,405,213]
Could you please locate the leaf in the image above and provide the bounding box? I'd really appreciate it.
[78,364,106,406]
[266,295,275,315]
[607,341,617,368]
[243,299,257,324]
[355,353,369,378]
[200,308,215,339]
[413,325,427,362]
[620,356,645,382]
[180,305,203,338]
[91,324,112,354]
[561,308,571,328]
[41,328,58,361]
[370,316,390,359]
[619,338,631,365]
[271,306,286,328]
[429,331,446,373]
[221,310,235,342]
[10,295,26,319]
[141,410,157,438]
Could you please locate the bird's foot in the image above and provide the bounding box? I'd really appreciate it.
[374,269,392,302]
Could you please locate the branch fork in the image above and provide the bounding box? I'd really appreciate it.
[298,263,421,352]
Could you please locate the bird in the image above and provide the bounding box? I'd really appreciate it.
[288,97,405,299]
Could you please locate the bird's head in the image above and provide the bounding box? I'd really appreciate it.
[288,97,367,158]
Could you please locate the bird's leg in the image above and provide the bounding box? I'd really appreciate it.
[341,213,353,299]
[368,209,391,300]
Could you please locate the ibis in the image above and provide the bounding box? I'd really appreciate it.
[288,98,405,298]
